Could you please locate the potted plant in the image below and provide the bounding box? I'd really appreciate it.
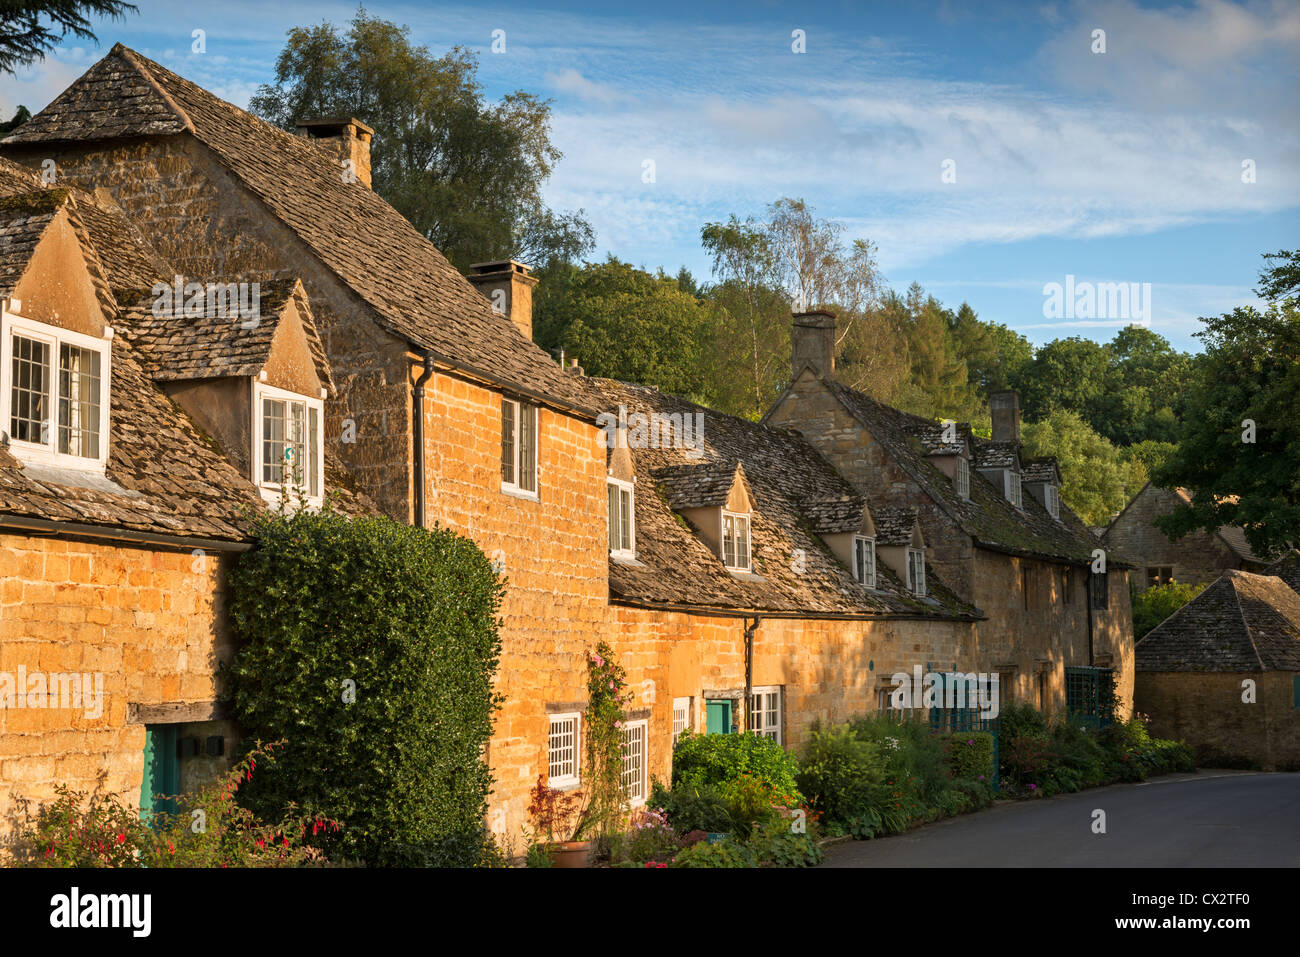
[526,775,595,868]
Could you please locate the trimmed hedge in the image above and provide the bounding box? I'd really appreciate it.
[944,732,994,781]
[225,506,505,866]
[671,730,802,800]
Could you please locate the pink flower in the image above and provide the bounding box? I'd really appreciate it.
[594,655,605,667]
[609,680,615,689]
[614,720,622,729]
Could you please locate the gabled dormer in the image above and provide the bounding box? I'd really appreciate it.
[653,461,755,573]
[919,421,973,502]
[0,189,115,475]
[873,506,928,597]
[1022,457,1063,521]
[120,276,335,508]
[806,499,878,589]
[975,440,1023,510]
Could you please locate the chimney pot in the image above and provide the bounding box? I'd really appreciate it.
[295,117,373,188]
[468,260,539,341]
[791,310,836,380]
[990,389,1021,444]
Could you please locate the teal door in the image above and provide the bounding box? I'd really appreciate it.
[141,725,180,818]
[705,700,733,734]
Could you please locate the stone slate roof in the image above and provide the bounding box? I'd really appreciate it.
[820,380,1116,567]
[1104,483,1271,567]
[652,461,745,510]
[1022,457,1061,484]
[973,439,1019,470]
[0,190,62,298]
[593,379,979,620]
[1269,550,1300,593]
[4,44,599,418]
[118,278,335,393]
[0,158,375,544]
[1136,570,1300,672]
[872,506,919,547]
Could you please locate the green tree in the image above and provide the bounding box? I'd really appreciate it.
[947,301,1033,394]
[1013,336,1110,423]
[0,1,136,75]
[249,10,592,270]
[0,105,31,135]
[1021,410,1146,526]
[1132,581,1208,640]
[1153,298,1300,556]
[532,257,714,403]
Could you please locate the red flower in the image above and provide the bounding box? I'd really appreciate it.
[116,833,126,845]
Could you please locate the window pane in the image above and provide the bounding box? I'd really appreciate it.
[519,404,536,492]
[723,515,735,567]
[308,405,320,497]
[501,400,515,484]
[620,488,632,550]
[607,482,618,549]
[262,398,286,483]
[736,517,749,570]
[286,400,306,488]
[10,334,51,444]
[57,343,101,458]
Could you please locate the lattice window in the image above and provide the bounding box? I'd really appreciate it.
[749,688,782,744]
[9,332,50,445]
[548,712,580,788]
[672,697,691,744]
[620,719,647,804]
[907,548,926,596]
[853,535,876,588]
[501,399,538,493]
[608,479,635,555]
[955,456,970,500]
[722,511,751,571]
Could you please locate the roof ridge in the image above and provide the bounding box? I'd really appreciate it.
[1226,573,1268,671]
[114,44,196,134]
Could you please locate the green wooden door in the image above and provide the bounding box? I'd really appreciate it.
[705,699,733,734]
[140,725,180,817]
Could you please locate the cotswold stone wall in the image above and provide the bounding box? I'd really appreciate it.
[0,533,236,836]
[1104,485,1246,588]
[1136,671,1300,770]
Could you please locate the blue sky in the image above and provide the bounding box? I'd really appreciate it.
[2,0,1297,351]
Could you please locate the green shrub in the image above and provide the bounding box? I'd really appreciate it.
[796,725,887,835]
[671,731,802,800]
[670,836,754,868]
[226,506,505,866]
[610,808,681,865]
[999,702,1048,743]
[747,818,824,867]
[649,781,734,835]
[943,732,994,781]
[848,715,950,805]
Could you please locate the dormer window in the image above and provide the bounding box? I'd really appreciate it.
[1044,484,1060,520]
[955,456,970,501]
[1005,469,1022,509]
[501,398,538,496]
[853,534,876,588]
[255,382,323,506]
[722,510,751,571]
[607,477,635,558]
[1,310,111,471]
[907,547,926,596]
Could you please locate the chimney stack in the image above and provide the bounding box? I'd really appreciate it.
[295,117,374,188]
[468,260,539,340]
[990,389,1021,444]
[791,310,836,380]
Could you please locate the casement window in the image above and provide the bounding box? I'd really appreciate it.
[1146,566,1173,587]
[672,697,691,744]
[620,719,648,805]
[907,548,926,597]
[876,687,894,715]
[1,311,111,471]
[721,510,751,571]
[607,478,635,557]
[1005,469,1022,508]
[1044,484,1060,520]
[749,687,782,744]
[852,534,876,588]
[1022,566,1033,611]
[1091,570,1109,610]
[501,398,537,495]
[1062,568,1072,604]
[254,383,324,506]
[1036,671,1049,713]
[547,712,580,788]
[955,456,970,501]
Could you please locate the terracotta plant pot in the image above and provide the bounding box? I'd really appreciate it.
[549,840,591,868]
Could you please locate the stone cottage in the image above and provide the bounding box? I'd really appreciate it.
[1,46,1136,843]
[0,155,371,833]
[1103,482,1270,590]
[1135,558,1300,770]
[765,323,1135,717]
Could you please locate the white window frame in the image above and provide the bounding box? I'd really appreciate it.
[955,456,970,500]
[672,697,692,744]
[907,547,927,597]
[501,397,538,498]
[607,477,635,558]
[620,718,648,806]
[852,534,876,588]
[1005,469,1022,509]
[749,687,782,744]
[721,510,751,571]
[1044,484,1060,520]
[252,381,325,509]
[547,712,580,789]
[1,308,112,472]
